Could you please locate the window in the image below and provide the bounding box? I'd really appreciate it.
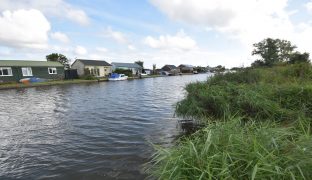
[22,67,33,76]
[90,68,100,76]
[48,67,57,74]
[95,68,100,76]
[0,67,13,76]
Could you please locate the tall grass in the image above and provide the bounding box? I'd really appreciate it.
[176,63,312,122]
[148,118,312,179]
[149,63,312,179]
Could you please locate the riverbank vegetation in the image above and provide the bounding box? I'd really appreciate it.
[149,38,312,179]
[0,79,106,90]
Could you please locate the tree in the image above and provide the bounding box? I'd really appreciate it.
[251,60,266,68]
[194,66,208,73]
[153,64,156,74]
[210,65,225,73]
[252,38,296,66]
[277,39,297,62]
[46,53,69,65]
[252,38,280,66]
[288,52,310,64]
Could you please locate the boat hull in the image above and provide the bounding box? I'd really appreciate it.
[108,73,128,81]
[108,77,128,81]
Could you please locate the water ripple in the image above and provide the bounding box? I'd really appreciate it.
[0,74,209,179]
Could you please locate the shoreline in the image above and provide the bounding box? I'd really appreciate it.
[0,79,105,90]
[0,73,202,90]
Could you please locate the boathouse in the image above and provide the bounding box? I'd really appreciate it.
[111,62,143,75]
[178,64,194,73]
[161,65,181,75]
[71,59,112,77]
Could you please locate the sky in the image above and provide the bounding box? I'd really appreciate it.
[0,0,312,68]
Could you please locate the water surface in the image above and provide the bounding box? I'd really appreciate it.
[0,74,208,179]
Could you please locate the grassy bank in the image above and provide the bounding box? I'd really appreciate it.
[0,74,183,90]
[149,63,312,179]
[0,73,198,90]
[0,79,107,90]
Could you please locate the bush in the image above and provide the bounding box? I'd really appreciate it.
[81,74,97,80]
[114,68,133,77]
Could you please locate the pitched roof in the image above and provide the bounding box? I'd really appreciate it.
[163,65,178,70]
[0,60,63,67]
[179,64,194,68]
[111,62,142,69]
[76,59,111,66]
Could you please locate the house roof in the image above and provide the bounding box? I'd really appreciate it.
[75,59,112,66]
[0,60,63,67]
[179,64,194,68]
[162,65,178,70]
[111,62,142,69]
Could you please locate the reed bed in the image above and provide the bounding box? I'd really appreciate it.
[149,63,312,179]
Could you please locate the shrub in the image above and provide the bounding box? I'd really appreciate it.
[114,68,133,77]
[81,74,97,80]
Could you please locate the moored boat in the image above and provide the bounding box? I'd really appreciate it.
[108,73,128,81]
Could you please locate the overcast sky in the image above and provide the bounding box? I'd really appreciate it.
[0,0,312,68]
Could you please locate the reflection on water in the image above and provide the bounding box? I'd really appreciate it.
[0,74,209,179]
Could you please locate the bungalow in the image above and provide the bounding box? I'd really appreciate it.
[111,62,142,75]
[161,65,181,75]
[178,64,194,73]
[0,60,64,83]
[71,59,112,77]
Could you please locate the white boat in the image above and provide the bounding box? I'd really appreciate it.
[108,73,128,81]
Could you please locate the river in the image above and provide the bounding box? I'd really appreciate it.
[0,74,209,180]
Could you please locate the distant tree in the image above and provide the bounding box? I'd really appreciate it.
[288,52,310,64]
[251,60,266,68]
[214,65,225,73]
[194,66,208,73]
[46,53,68,65]
[252,38,296,66]
[230,67,244,71]
[153,64,156,74]
[209,65,225,73]
[252,38,280,66]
